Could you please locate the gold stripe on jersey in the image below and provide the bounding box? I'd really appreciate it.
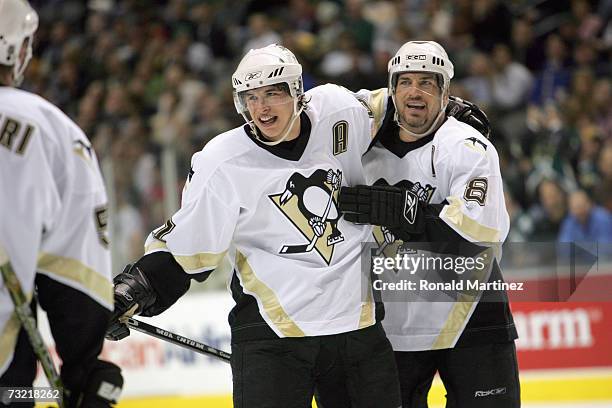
[358,271,375,328]
[144,239,168,253]
[431,293,477,349]
[431,247,494,349]
[37,253,112,305]
[236,251,305,337]
[144,240,226,272]
[174,251,227,272]
[0,312,21,370]
[368,88,388,138]
[358,295,375,328]
[440,196,501,242]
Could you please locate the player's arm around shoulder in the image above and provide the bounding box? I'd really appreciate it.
[349,87,389,134]
[343,86,390,143]
[309,84,387,154]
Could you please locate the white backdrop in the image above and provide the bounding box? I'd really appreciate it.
[36,291,235,397]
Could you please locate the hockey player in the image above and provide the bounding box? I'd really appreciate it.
[0,0,122,407]
[340,41,520,407]
[106,44,402,408]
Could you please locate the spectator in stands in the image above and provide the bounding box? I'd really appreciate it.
[343,0,374,52]
[594,143,612,212]
[491,42,533,112]
[559,190,612,243]
[243,13,281,54]
[529,34,571,107]
[528,179,568,241]
[505,190,533,242]
[471,0,512,52]
[461,52,493,110]
[510,18,545,72]
[592,78,612,139]
[574,117,603,192]
[20,0,611,265]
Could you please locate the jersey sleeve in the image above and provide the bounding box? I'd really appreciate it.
[144,152,240,276]
[438,138,509,244]
[350,87,389,140]
[0,115,61,374]
[36,122,113,310]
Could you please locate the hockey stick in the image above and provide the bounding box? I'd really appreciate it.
[280,171,340,254]
[0,246,65,408]
[126,318,231,363]
[375,240,390,257]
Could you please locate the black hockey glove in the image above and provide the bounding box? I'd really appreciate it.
[446,96,491,139]
[339,185,424,235]
[105,263,157,341]
[65,360,123,408]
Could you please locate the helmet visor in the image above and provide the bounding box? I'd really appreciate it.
[236,83,293,113]
[392,72,443,94]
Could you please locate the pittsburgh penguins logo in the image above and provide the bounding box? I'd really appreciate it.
[373,179,436,258]
[269,169,344,265]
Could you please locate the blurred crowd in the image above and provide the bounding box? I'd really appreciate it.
[22,0,612,266]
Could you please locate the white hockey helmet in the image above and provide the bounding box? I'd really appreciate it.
[232,44,305,145]
[388,40,454,96]
[388,41,455,137]
[0,0,39,86]
[232,44,303,114]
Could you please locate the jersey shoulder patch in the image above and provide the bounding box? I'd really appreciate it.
[437,117,492,158]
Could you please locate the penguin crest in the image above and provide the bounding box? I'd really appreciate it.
[269,168,344,265]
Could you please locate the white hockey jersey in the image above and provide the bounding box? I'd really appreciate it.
[0,87,112,374]
[144,84,376,338]
[355,88,510,351]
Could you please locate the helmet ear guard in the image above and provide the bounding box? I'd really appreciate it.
[0,0,39,86]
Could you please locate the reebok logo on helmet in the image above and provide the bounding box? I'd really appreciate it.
[245,71,262,81]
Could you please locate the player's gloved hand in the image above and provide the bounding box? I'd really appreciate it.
[105,263,157,341]
[446,96,491,139]
[65,360,123,408]
[339,185,424,235]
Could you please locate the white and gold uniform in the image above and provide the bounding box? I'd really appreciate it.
[0,87,112,374]
[355,88,514,351]
[144,84,377,338]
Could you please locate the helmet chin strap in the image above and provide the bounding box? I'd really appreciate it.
[11,38,33,87]
[392,87,448,140]
[242,98,304,146]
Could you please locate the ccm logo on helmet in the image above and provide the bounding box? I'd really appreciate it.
[406,55,426,60]
[245,71,262,81]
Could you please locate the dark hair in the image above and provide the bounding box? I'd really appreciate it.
[0,65,12,86]
[392,72,444,91]
[243,83,291,95]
